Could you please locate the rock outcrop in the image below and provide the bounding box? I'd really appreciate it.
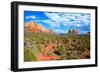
[24,22,55,34]
[68,30,79,34]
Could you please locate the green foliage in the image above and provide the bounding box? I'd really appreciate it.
[24,48,37,61]
[24,32,90,61]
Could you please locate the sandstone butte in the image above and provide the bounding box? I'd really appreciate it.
[24,22,54,34]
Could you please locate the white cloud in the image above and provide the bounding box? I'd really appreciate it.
[76,24,81,27]
[42,20,60,28]
[44,12,90,28]
[44,12,70,26]
[53,29,66,33]
[45,12,61,22]
[30,12,90,30]
[26,15,36,19]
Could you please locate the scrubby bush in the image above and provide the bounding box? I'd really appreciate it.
[24,32,90,61]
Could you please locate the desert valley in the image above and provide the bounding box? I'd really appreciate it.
[24,22,90,61]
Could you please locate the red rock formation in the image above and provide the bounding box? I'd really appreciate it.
[25,22,55,34]
[44,44,57,53]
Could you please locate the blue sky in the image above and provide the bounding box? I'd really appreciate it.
[24,11,90,34]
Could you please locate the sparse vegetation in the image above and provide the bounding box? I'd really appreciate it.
[24,32,90,62]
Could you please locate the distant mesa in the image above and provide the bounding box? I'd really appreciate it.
[24,22,55,34]
[68,29,79,34]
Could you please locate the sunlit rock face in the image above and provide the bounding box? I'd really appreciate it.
[24,22,55,34]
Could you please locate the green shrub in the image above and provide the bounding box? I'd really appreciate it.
[24,48,37,61]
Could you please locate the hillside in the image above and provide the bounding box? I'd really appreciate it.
[24,22,55,34]
[24,32,90,61]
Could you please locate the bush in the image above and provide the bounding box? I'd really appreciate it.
[24,48,37,61]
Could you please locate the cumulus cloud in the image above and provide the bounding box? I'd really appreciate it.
[44,12,90,28]
[44,12,70,27]
[25,12,90,34]
[42,20,61,28]
[25,15,36,19]
[26,12,90,29]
